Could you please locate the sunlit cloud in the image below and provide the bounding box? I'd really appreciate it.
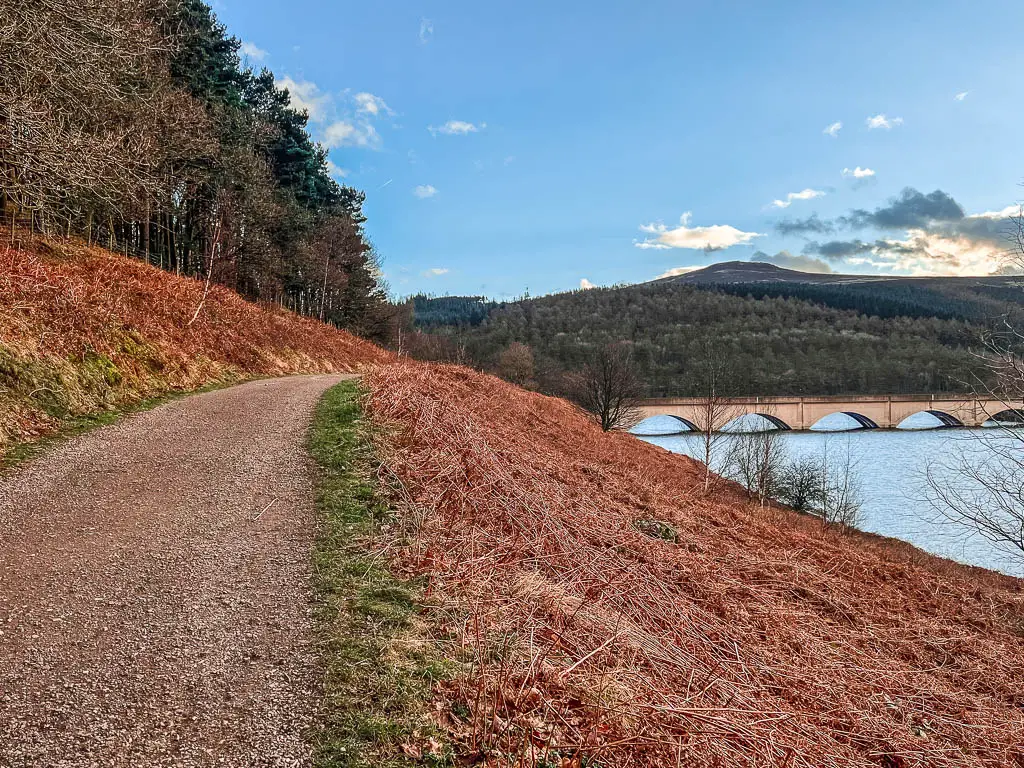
[955,91,969,102]
[413,184,438,198]
[751,250,832,274]
[423,267,449,277]
[579,278,596,290]
[279,77,330,122]
[323,121,380,149]
[637,212,761,252]
[656,265,706,279]
[353,92,393,116]
[823,121,842,138]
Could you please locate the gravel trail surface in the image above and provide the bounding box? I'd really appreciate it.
[0,375,348,767]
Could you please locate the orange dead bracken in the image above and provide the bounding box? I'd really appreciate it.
[364,358,1024,768]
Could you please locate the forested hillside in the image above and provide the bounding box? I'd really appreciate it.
[408,272,1024,396]
[0,0,392,340]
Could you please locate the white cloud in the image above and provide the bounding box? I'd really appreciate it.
[970,204,1020,220]
[636,212,761,252]
[823,121,842,138]
[955,91,969,102]
[633,239,673,250]
[240,41,267,62]
[866,114,903,130]
[579,278,596,290]
[325,159,349,178]
[419,18,434,43]
[423,267,449,277]
[413,184,438,199]
[322,121,380,149]
[771,188,825,209]
[842,166,876,179]
[430,120,486,136]
[353,92,393,116]
[279,77,330,122]
[656,265,706,279]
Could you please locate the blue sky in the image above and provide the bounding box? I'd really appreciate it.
[216,0,1024,297]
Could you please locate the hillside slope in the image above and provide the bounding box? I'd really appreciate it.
[0,233,386,454]
[411,283,998,396]
[365,359,1024,767]
[4,235,1023,766]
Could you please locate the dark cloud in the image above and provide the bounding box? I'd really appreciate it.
[805,237,933,261]
[843,188,965,230]
[775,214,835,236]
[803,239,872,260]
[751,250,833,274]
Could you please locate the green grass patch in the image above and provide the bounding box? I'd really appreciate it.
[309,381,454,768]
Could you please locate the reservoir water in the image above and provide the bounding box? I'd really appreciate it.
[635,413,1024,578]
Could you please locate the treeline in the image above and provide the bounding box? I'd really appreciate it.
[0,0,393,340]
[408,281,1011,396]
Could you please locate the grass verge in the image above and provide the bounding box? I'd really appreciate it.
[309,380,453,768]
[1,377,240,472]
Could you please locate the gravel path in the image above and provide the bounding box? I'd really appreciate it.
[0,375,349,767]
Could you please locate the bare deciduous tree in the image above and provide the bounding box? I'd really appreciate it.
[690,339,740,492]
[577,342,642,431]
[497,342,536,389]
[726,425,788,506]
[818,435,863,531]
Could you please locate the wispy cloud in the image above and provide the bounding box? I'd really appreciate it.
[579,278,596,290]
[637,212,761,252]
[866,114,903,130]
[325,159,349,178]
[842,166,876,179]
[823,121,842,138]
[430,120,486,136]
[413,184,438,199]
[279,77,330,122]
[771,188,825,209]
[280,80,391,150]
[955,91,969,102]
[422,267,448,277]
[353,92,393,116]
[240,41,267,62]
[419,18,434,44]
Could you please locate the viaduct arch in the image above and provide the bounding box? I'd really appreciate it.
[635,395,1024,432]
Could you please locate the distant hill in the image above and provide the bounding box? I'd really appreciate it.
[409,263,1024,397]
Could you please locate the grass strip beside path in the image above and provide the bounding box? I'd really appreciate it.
[309,380,453,768]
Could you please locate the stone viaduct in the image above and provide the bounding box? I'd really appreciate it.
[635,394,1024,431]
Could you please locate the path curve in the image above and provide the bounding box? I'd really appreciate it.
[0,375,348,767]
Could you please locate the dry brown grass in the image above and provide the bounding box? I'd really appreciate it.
[364,359,1024,768]
[0,231,386,451]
